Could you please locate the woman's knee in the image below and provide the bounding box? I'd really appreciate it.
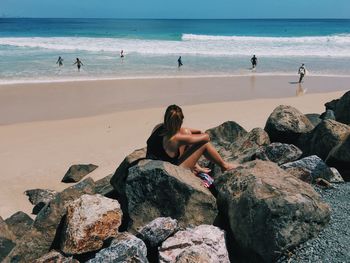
[180,127,192,135]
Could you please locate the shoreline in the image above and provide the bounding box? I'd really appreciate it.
[1,73,350,86]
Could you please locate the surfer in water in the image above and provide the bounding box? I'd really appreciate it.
[73,58,83,72]
[56,56,64,67]
[120,50,124,61]
[178,56,183,68]
[298,64,306,83]
[251,55,257,70]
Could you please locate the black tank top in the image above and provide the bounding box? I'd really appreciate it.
[146,125,179,165]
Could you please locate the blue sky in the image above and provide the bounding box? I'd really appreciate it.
[1,0,349,19]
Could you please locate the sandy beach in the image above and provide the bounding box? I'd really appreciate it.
[0,75,348,218]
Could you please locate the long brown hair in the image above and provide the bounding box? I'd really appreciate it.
[163,105,184,136]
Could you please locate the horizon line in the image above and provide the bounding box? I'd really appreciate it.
[1,17,350,20]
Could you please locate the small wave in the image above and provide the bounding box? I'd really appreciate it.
[1,34,350,57]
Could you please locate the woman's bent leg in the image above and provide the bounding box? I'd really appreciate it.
[178,142,234,171]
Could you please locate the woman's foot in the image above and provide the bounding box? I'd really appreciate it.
[193,164,211,175]
[221,162,237,172]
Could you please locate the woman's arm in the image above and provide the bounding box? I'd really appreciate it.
[181,127,202,134]
[176,132,210,145]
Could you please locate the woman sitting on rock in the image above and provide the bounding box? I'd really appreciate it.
[146,104,236,175]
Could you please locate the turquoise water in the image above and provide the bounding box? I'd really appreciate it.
[1,19,350,83]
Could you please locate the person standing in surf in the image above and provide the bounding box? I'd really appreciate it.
[56,56,64,67]
[251,55,257,70]
[120,50,124,61]
[298,63,306,83]
[73,58,84,72]
[178,56,183,68]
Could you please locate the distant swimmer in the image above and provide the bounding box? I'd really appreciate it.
[120,50,124,59]
[251,55,257,69]
[56,56,64,67]
[73,58,83,72]
[178,56,183,68]
[298,63,306,83]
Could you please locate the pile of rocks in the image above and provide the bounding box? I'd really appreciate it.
[1,91,350,262]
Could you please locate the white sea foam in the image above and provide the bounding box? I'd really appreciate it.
[1,33,350,57]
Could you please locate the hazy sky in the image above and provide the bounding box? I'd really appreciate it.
[1,0,349,19]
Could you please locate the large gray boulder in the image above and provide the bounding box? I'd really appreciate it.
[216,160,330,262]
[206,121,247,149]
[205,122,270,177]
[126,160,218,232]
[326,135,350,180]
[60,194,123,255]
[110,148,146,199]
[281,155,335,183]
[138,217,178,247]
[307,120,350,160]
[87,232,148,263]
[5,211,33,239]
[25,188,57,214]
[333,90,350,125]
[6,178,95,262]
[95,174,114,196]
[0,217,16,261]
[61,164,98,183]
[159,225,230,263]
[264,105,314,147]
[255,142,302,165]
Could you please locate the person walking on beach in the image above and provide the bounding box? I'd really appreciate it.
[73,58,83,72]
[178,56,183,68]
[56,56,64,67]
[298,63,306,83]
[251,55,257,70]
[146,105,237,187]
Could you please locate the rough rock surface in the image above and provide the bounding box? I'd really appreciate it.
[264,105,314,146]
[206,121,248,149]
[25,188,57,214]
[95,174,114,196]
[60,194,122,255]
[333,90,350,125]
[329,167,344,183]
[110,148,146,197]
[6,178,95,262]
[33,250,78,263]
[0,217,16,261]
[255,142,302,165]
[320,109,336,121]
[205,122,270,177]
[326,135,350,180]
[61,164,98,183]
[305,113,322,127]
[216,160,331,262]
[307,119,350,160]
[87,232,148,263]
[281,155,335,183]
[159,225,230,263]
[138,217,178,247]
[126,160,218,232]
[5,211,33,239]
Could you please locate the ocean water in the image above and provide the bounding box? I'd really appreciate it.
[0,18,350,83]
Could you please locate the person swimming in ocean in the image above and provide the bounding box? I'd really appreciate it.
[56,56,64,67]
[251,55,257,69]
[178,56,183,68]
[120,50,124,59]
[146,105,237,182]
[73,58,83,72]
[298,63,306,83]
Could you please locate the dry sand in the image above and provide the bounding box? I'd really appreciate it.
[0,75,348,218]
